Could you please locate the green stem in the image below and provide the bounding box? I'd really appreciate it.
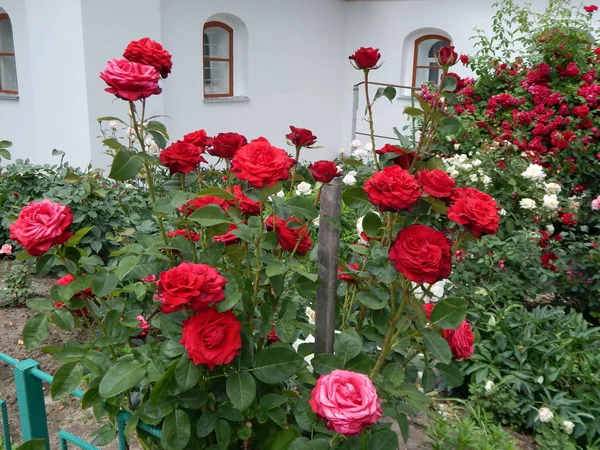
[251,202,266,306]
[363,70,381,171]
[288,146,302,195]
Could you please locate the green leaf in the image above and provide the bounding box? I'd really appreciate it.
[146,120,170,139]
[51,362,83,400]
[95,422,117,446]
[161,410,191,450]
[109,150,143,181]
[188,205,231,227]
[357,291,387,310]
[334,329,362,363]
[362,212,382,238]
[175,356,202,391]
[286,196,319,220]
[66,226,94,247]
[36,254,58,276]
[216,291,242,312]
[266,261,287,278]
[23,314,50,349]
[13,439,47,450]
[253,347,304,384]
[311,353,343,375]
[383,363,404,387]
[368,429,398,450]
[374,86,397,104]
[0,148,11,160]
[269,429,300,450]
[430,297,468,329]
[342,187,369,209]
[99,360,146,399]
[442,76,458,92]
[441,116,461,135]
[426,157,445,171]
[50,308,74,331]
[226,371,256,411]
[421,328,452,364]
[404,106,424,116]
[98,116,126,124]
[436,362,464,388]
[92,271,119,297]
[289,437,330,450]
[215,419,231,450]
[83,350,111,375]
[197,411,217,438]
[102,138,127,151]
[26,297,54,312]
[151,361,177,406]
[197,187,235,200]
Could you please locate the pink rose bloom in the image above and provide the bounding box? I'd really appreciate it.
[0,244,12,255]
[136,315,151,337]
[592,196,600,211]
[100,58,161,101]
[309,369,382,436]
[9,200,73,256]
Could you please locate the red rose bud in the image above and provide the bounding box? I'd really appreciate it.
[460,54,469,65]
[349,47,381,70]
[309,160,342,183]
[436,46,458,67]
[286,126,317,148]
[123,37,173,79]
[208,132,247,158]
[267,328,280,344]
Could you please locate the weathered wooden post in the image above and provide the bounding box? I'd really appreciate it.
[315,177,342,355]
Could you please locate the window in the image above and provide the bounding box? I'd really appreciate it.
[203,21,233,98]
[0,12,17,94]
[412,34,451,88]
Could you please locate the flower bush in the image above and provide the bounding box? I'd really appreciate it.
[10,39,499,449]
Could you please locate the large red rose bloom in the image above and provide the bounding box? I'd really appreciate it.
[123,37,173,78]
[363,165,422,211]
[231,138,296,188]
[447,187,500,237]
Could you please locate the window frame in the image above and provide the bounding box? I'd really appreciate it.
[411,34,451,88]
[0,12,17,95]
[202,21,233,98]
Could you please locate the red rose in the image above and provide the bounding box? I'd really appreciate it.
[286,126,317,148]
[157,263,227,313]
[159,141,206,174]
[363,165,422,212]
[417,169,455,198]
[560,212,577,226]
[309,160,342,183]
[167,229,201,242]
[349,47,381,70]
[375,144,418,169]
[559,61,579,77]
[338,264,360,283]
[123,37,173,79]
[436,46,458,67]
[572,105,590,118]
[231,137,296,188]
[442,320,474,359]
[99,58,161,101]
[54,274,90,316]
[230,185,261,215]
[265,216,313,255]
[207,132,247,158]
[10,200,73,256]
[183,130,210,149]
[180,307,241,370]
[213,224,240,245]
[448,188,499,237]
[584,4,598,12]
[267,328,281,344]
[423,303,435,321]
[460,54,469,65]
[179,195,231,217]
[389,224,452,284]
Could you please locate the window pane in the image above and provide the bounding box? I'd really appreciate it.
[204,26,230,59]
[203,60,230,95]
[416,39,447,68]
[0,18,14,54]
[0,55,17,91]
[414,66,442,88]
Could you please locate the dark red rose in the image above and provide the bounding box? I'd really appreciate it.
[54,274,90,316]
[99,59,161,101]
[417,169,455,198]
[157,263,227,313]
[541,252,558,271]
[363,165,422,212]
[267,328,281,344]
[460,54,469,65]
[349,47,381,70]
[572,105,590,118]
[123,37,173,78]
[10,200,73,256]
[338,264,360,283]
[179,195,231,217]
[436,46,458,67]
[229,185,261,215]
[309,160,342,183]
[423,303,435,321]
[231,137,296,188]
[167,229,201,242]
[160,141,206,174]
[389,224,452,284]
[448,188,500,237]
[265,216,313,255]
[560,212,577,226]
[559,61,579,77]
[584,5,598,12]
[286,126,317,148]
[208,132,247,158]
[442,320,474,359]
[213,224,240,245]
[375,144,418,169]
[183,130,210,149]
[180,307,241,370]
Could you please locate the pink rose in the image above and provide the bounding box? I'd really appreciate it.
[309,369,382,436]
[100,58,161,101]
[9,200,73,256]
[0,244,12,255]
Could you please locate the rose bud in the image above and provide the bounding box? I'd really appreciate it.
[435,46,458,67]
[349,47,381,70]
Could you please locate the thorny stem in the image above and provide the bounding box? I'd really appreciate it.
[251,200,266,309]
[363,69,381,171]
[289,146,302,195]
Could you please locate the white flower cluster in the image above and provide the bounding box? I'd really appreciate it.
[444,154,491,186]
[343,170,358,186]
[519,198,536,210]
[522,163,546,181]
[350,139,373,160]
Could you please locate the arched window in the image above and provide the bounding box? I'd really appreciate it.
[412,34,451,88]
[203,21,233,98]
[0,12,17,95]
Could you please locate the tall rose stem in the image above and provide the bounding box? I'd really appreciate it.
[288,146,302,195]
[363,70,381,171]
[251,200,265,307]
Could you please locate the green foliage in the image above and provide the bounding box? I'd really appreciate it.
[0,261,34,306]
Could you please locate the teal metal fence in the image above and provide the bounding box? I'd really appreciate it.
[0,352,161,450]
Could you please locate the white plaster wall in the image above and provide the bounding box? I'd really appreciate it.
[160,0,347,162]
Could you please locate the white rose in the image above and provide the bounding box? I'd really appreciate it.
[352,148,368,159]
[312,216,320,228]
[546,224,555,235]
[338,148,345,156]
[537,407,554,423]
[447,168,459,178]
[414,280,446,303]
[543,194,559,210]
[544,182,561,194]
[305,307,316,325]
[351,139,361,148]
[499,209,507,216]
[562,421,575,435]
[276,190,285,197]
[364,143,373,151]
[484,380,495,393]
[343,173,357,186]
[125,183,135,189]
[295,182,312,196]
[472,159,482,167]
[470,174,478,182]
[482,175,492,186]
[108,121,118,130]
[519,198,537,210]
[461,163,473,171]
[454,143,461,150]
[522,163,546,181]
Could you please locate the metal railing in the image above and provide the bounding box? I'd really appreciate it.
[0,352,161,450]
